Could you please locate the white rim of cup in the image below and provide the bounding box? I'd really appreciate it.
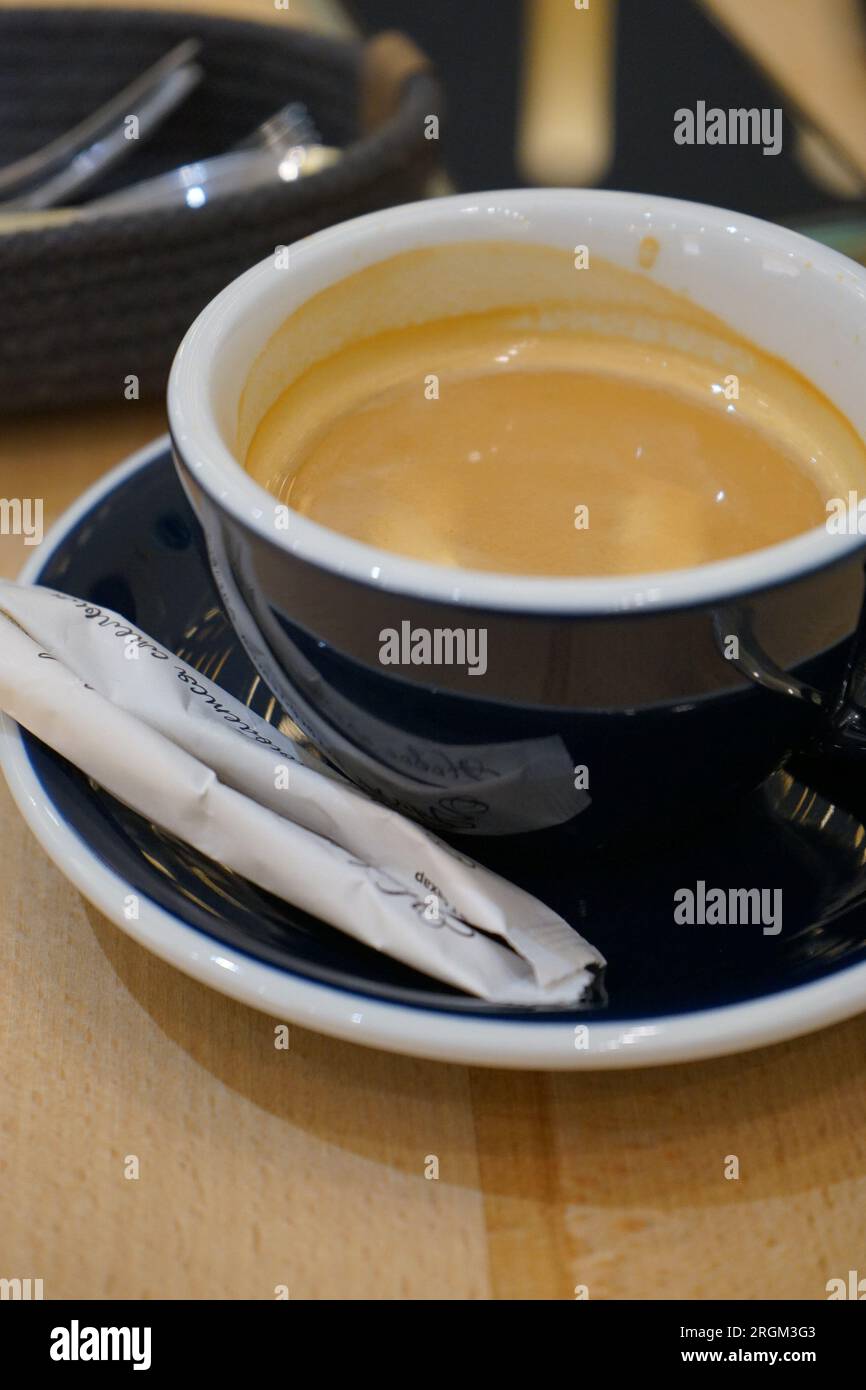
[167,188,866,615]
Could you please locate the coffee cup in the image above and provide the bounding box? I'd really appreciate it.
[168,189,866,849]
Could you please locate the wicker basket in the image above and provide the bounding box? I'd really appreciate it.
[0,7,443,411]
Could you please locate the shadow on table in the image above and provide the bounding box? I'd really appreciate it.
[85,900,866,1212]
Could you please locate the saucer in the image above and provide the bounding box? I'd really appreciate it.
[4,436,866,1069]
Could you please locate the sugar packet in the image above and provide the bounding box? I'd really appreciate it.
[0,580,604,1004]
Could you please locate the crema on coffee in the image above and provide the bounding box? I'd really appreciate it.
[242,242,866,576]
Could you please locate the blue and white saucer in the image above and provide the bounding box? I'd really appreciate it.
[4,436,866,1068]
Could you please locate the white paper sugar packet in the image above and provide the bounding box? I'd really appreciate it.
[0,581,604,1004]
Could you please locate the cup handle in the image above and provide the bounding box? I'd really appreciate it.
[712,604,825,708]
[713,598,866,759]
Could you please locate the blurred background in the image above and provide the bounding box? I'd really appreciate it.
[1,0,865,414]
[357,0,866,221]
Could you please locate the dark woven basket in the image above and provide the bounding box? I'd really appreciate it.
[0,8,443,411]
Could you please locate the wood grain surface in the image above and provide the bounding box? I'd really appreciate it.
[2,0,866,1302]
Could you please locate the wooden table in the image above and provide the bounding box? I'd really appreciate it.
[3,0,866,1304]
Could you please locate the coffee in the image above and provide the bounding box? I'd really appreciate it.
[243,243,866,576]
